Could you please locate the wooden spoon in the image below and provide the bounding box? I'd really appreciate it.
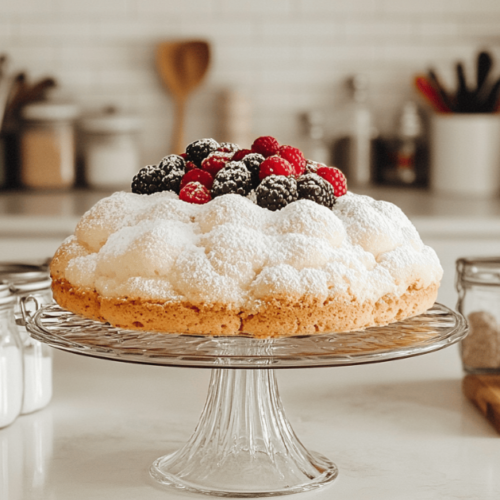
[156,40,210,154]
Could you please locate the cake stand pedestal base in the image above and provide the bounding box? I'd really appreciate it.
[150,368,338,497]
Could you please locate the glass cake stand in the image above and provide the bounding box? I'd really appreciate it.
[21,299,467,498]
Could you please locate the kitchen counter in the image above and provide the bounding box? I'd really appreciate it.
[1,187,500,237]
[2,344,499,500]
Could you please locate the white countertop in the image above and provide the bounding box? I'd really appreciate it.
[2,345,499,500]
[1,188,500,237]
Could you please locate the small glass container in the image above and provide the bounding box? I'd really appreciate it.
[0,264,53,414]
[20,101,79,189]
[456,257,500,373]
[81,107,140,189]
[0,282,23,428]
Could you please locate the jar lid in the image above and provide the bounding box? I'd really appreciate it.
[81,107,140,133]
[22,101,79,122]
[456,257,500,287]
[0,263,51,294]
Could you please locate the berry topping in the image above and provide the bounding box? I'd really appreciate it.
[179,182,212,205]
[278,145,306,176]
[231,149,252,162]
[217,142,240,154]
[180,168,214,191]
[252,136,280,158]
[186,138,220,167]
[297,173,335,209]
[316,166,347,197]
[179,153,188,160]
[185,160,198,172]
[158,154,186,173]
[132,165,169,195]
[241,153,265,189]
[201,152,232,177]
[211,161,252,198]
[256,175,298,211]
[259,156,294,181]
[305,160,326,174]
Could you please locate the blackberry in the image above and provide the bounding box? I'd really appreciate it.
[305,160,325,174]
[162,167,184,194]
[242,153,265,189]
[211,161,252,198]
[186,138,220,167]
[158,154,186,173]
[297,173,335,209]
[256,175,298,211]
[132,165,170,195]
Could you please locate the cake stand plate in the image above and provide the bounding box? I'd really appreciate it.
[22,301,468,498]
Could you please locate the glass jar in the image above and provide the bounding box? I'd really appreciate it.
[0,264,53,414]
[0,282,23,428]
[456,257,500,373]
[20,101,79,189]
[81,107,140,189]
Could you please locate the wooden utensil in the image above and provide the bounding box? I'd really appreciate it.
[156,40,210,154]
[463,375,500,434]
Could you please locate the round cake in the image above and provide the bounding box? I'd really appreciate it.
[50,137,442,338]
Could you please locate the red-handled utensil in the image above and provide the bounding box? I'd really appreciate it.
[414,75,451,113]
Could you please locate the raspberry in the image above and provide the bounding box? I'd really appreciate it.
[316,166,347,197]
[259,156,294,181]
[179,153,188,160]
[217,142,240,154]
[180,169,214,190]
[179,182,212,204]
[186,138,220,167]
[256,175,298,211]
[185,161,198,172]
[231,149,252,162]
[201,153,232,177]
[251,136,280,158]
[297,173,335,209]
[278,145,306,176]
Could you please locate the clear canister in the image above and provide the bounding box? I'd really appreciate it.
[456,257,500,373]
[20,101,79,189]
[0,282,23,428]
[0,264,53,414]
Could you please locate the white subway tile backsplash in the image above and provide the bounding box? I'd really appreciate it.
[1,0,500,155]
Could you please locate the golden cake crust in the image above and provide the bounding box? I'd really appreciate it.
[51,275,438,338]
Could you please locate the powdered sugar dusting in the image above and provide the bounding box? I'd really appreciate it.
[65,191,443,307]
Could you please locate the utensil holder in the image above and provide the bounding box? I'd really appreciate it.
[430,114,500,197]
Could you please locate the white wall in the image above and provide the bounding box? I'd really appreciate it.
[2,0,500,165]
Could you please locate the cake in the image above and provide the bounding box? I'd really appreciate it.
[50,137,443,338]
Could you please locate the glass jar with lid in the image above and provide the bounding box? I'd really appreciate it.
[20,101,79,189]
[456,257,500,373]
[81,107,141,189]
[0,281,23,428]
[0,264,53,414]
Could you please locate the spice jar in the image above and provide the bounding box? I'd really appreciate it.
[0,264,53,414]
[20,101,79,189]
[81,107,140,189]
[456,257,500,373]
[0,282,23,428]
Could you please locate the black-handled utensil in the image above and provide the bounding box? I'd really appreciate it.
[476,51,493,97]
[428,68,455,111]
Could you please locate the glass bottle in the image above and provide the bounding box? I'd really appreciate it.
[331,75,377,186]
[456,257,500,373]
[298,111,330,165]
[0,282,23,428]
